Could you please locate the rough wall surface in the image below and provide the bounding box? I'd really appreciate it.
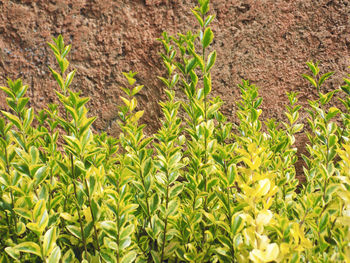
[0,0,349,176]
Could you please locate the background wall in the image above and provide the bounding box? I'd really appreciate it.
[0,0,349,176]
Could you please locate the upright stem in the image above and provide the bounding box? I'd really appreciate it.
[224,161,235,259]
[116,192,120,263]
[9,189,18,243]
[71,155,88,258]
[160,183,169,262]
[84,177,101,252]
[201,13,209,247]
[138,164,154,261]
[202,13,208,186]
[5,146,18,242]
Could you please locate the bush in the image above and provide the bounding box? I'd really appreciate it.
[0,0,349,262]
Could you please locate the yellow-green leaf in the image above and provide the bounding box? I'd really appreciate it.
[48,246,61,263]
[14,242,42,258]
[43,227,57,257]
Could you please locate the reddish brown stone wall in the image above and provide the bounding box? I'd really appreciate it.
[0,0,349,144]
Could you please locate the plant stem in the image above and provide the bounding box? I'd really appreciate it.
[224,163,235,259]
[71,155,88,258]
[160,184,169,262]
[84,178,101,252]
[201,12,209,248]
[116,192,120,263]
[5,145,18,242]
[9,189,18,243]
[138,165,154,261]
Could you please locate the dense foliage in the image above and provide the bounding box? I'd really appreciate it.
[0,0,349,262]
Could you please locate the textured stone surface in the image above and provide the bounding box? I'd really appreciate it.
[0,0,349,178]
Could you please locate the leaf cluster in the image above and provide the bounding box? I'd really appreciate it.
[0,1,349,262]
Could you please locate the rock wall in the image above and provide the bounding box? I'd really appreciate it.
[0,0,349,176]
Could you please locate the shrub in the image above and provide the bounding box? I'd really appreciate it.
[0,0,349,262]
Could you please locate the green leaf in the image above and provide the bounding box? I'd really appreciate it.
[16,221,26,235]
[17,97,29,113]
[143,157,152,177]
[341,85,350,95]
[170,74,179,88]
[67,225,82,240]
[5,247,20,260]
[0,86,16,99]
[49,66,64,90]
[306,61,319,76]
[319,212,329,233]
[328,134,337,148]
[23,108,34,130]
[203,74,211,96]
[189,48,204,71]
[120,86,131,96]
[101,250,117,263]
[151,250,161,263]
[33,200,46,221]
[34,166,49,186]
[120,96,130,107]
[218,235,232,248]
[56,35,64,52]
[83,221,94,239]
[14,242,42,258]
[290,252,299,263]
[232,215,244,235]
[119,237,132,250]
[318,71,334,87]
[88,175,97,197]
[17,84,28,98]
[206,50,216,72]
[65,70,76,89]
[186,58,197,74]
[202,27,214,49]
[100,221,118,238]
[251,108,258,122]
[191,9,204,27]
[120,224,135,240]
[207,178,219,191]
[213,153,224,167]
[204,15,215,27]
[131,85,143,96]
[167,199,179,217]
[61,44,71,58]
[76,96,90,109]
[168,152,181,168]
[169,184,184,199]
[37,210,49,233]
[184,253,195,261]
[59,58,69,74]
[122,71,137,86]
[47,42,59,55]
[302,74,317,88]
[79,117,96,137]
[158,77,170,87]
[14,208,32,221]
[228,164,237,186]
[48,246,61,263]
[325,184,338,199]
[1,111,22,130]
[43,227,57,257]
[150,193,160,214]
[200,0,210,14]
[326,107,340,122]
[62,249,75,263]
[121,251,137,263]
[89,199,99,221]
